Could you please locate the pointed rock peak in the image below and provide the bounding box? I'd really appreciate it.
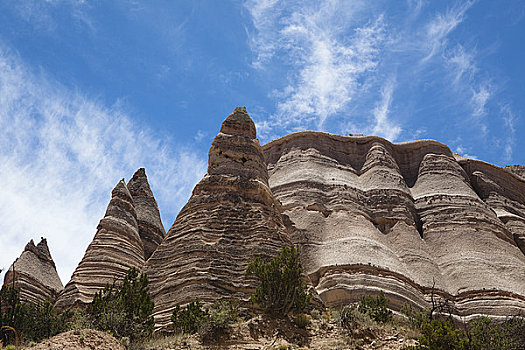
[4,237,63,303]
[127,167,165,260]
[21,238,53,265]
[220,106,256,139]
[128,168,153,197]
[36,237,54,262]
[24,239,36,252]
[112,179,133,200]
[104,179,137,226]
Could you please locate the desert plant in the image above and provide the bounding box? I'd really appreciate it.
[88,267,154,340]
[293,313,311,329]
[171,301,209,334]
[401,302,428,329]
[406,315,525,350]
[358,291,392,323]
[246,246,311,315]
[198,299,239,343]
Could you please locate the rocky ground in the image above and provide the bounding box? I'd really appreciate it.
[139,313,420,350]
[18,312,419,350]
[25,329,125,350]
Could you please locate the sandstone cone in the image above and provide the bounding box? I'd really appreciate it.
[3,238,63,303]
[263,132,525,318]
[55,180,145,309]
[146,107,292,329]
[127,168,165,260]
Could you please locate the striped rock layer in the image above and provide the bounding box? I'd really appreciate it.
[3,238,63,303]
[127,168,166,260]
[146,107,292,329]
[55,180,146,309]
[263,132,525,319]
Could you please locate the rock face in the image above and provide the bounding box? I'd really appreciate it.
[263,132,525,319]
[505,165,525,180]
[3,238,63,303]
[146,107,292,329]
[55,180,145,309]
[127,168,165,260]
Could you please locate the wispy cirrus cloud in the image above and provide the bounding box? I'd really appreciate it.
[369,77,401,141]
[500,104,516,163]
[0,46,206,283]
[421,0,476,62]
[245,0,399,136]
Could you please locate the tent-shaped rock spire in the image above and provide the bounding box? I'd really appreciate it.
[145,107,292,329]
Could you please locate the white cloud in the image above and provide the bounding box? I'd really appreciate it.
[194,130,207,142]
[471,84,492,118]
[244,0,281,68]
[445,44,477,85]
[422,0,475,62]
[369,78,402,141]
[0,47,206,283]
[245,0,388,132]
[500,104,516,163]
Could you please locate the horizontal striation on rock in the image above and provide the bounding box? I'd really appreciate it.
[3,238,63,303]
[145,107,292,329]
[263,131,525,318]
[460,159,525,256]
[127,168,165,260]
[55,180,145,309]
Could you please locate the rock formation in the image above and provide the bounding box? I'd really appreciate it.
[145,107,292,329]
[21,107,523,325]
[263,132,525,319]
[127,168,165,260]
[505,165,525,180]
[3,238,63,303]
[55,180,145,309]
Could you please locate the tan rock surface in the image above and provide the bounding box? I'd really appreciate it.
[127,168,165,260]
[3,238,63,303]
[263,131,525,318]
[145,107,292,329]
[55,180,145,309]
[27,329,125,350]
[505,165,525,180]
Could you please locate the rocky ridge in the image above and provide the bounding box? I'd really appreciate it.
[6,107,524,328]
[263,131,525,319]
[3,238,63,303]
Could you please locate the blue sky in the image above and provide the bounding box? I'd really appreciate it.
[0,0,524,283]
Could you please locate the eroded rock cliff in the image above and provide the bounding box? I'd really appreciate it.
[3,238,63,303]
[263,132,525,318]
[145,107,292,329]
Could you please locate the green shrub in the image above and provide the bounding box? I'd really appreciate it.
[199,300,239,343]
[293,313,311,329]
[417,317,467,350]
[401,302,428,329]
[88,267,154,340]
[171,301,209,334]
[358,291,392,323]
[245,246,311,315]
[0,285,69,344]
[310,309,321,320]
[407,315,525,350]
[22,299,69,342]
